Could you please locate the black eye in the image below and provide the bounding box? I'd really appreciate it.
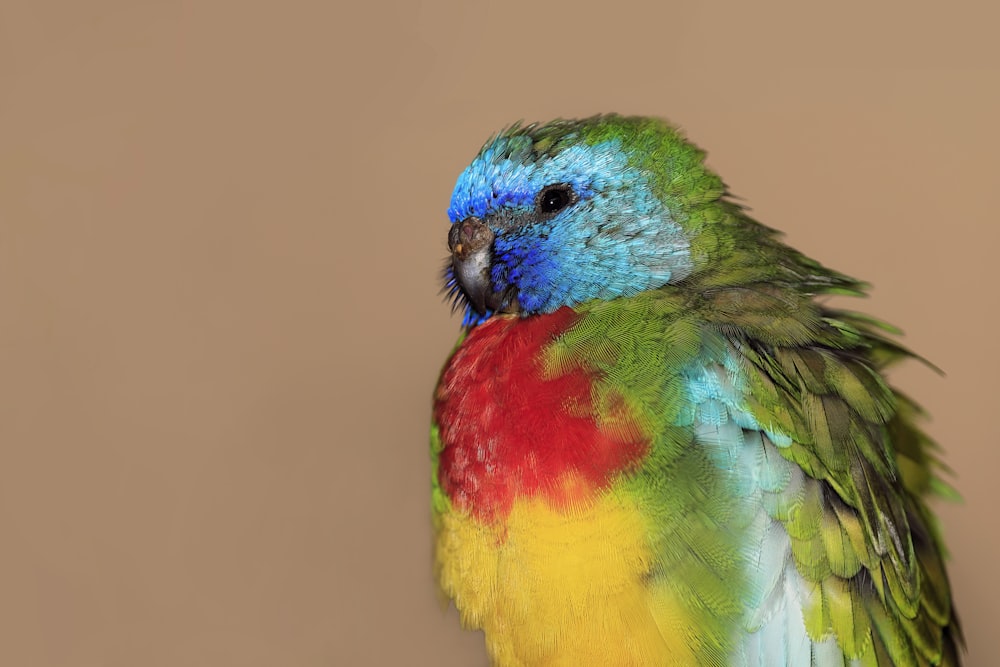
[537,184,575,214]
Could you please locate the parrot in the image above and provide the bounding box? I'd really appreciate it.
[431,115,961,666]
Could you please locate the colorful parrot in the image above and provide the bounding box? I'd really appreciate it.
[431,115,961,666]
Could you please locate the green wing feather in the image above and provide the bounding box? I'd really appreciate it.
[686,203,962,666]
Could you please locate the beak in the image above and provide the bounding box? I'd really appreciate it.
[448,217,495,315]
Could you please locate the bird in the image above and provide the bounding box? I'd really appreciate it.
[430,115,961,666]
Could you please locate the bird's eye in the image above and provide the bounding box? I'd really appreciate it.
[537,184,575,214]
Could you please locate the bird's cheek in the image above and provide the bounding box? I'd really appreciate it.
[497,240,561,314]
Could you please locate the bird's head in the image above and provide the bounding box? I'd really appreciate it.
[444,115,729,325]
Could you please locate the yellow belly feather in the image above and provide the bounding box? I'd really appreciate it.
[435,487,697,666]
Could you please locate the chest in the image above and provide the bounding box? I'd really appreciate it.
[433,310,650,522]
[434,490,700,666]
[431,311,832,664]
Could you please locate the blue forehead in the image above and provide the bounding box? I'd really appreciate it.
[447,136,626,222]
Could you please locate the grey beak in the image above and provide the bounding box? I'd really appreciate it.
[449,217,495,315]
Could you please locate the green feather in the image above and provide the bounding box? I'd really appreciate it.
[437,115,961,665]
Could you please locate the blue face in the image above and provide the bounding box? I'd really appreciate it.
[447,134,693,325]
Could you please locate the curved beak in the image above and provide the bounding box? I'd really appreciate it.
[448,217,495,315]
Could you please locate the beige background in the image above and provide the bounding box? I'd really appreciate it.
[1,1,997,665]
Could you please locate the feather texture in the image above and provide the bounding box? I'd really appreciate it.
[432,115,960,666]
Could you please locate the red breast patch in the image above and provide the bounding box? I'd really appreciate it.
[434,307,650,522]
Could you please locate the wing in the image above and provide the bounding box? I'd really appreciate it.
[703,284,962,666]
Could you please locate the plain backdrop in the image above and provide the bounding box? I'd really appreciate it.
[1,1,997,665]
